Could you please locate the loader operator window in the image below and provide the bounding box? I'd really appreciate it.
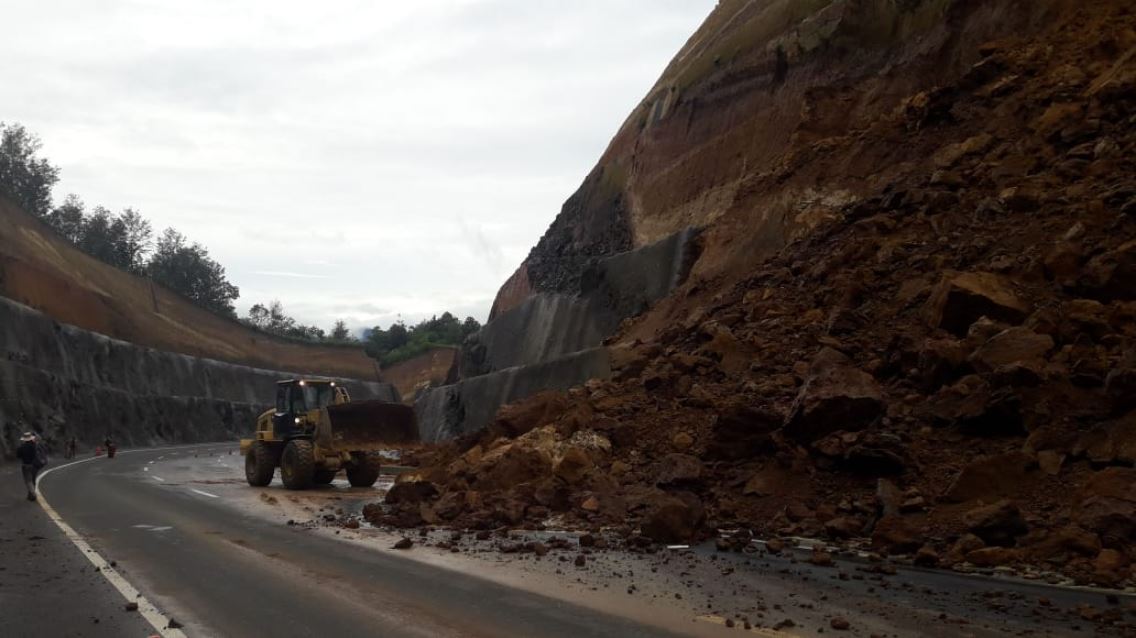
[302,384,334,410]
[275,385,287,413]
[290,387,306,414]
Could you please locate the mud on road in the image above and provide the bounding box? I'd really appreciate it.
[174,447,1136,637]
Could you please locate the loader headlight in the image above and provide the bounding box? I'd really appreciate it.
[330,382,336,387]
[294,417,302,424]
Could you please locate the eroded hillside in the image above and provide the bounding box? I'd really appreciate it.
[0,197,379,379]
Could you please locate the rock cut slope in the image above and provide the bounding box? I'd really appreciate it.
[394,0,1136,597]
[0,197,379,379]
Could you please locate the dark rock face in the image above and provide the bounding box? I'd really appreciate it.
[523,164,634,299]
[0,297,397,458]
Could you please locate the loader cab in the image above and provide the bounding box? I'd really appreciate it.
[273,379,337,439]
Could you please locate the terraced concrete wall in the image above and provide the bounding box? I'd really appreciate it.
[416,348,611,443]
[462,228,700,377]
[0,296,398,458]
[419,229,698,441]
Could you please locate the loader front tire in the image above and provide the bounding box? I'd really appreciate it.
[245,441,276,487]
[313,469,337,485]
[346,452,382,488]
[280,439,315,490]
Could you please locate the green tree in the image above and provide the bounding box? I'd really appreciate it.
[0,122,59,217]
[77,206,129,266]
[330,320,355,342]
[47,194,86,243]
[364,314,481,365]
[245,300,295,334]
[147,228,240,316]
[118,207,153,273]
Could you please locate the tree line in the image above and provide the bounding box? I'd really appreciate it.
[0,122,240,316]
[364,312,481,366]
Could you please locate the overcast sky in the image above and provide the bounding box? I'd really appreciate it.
[2,0,714,332]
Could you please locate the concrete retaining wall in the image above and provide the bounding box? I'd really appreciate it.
[0,296,397,458]
[420,229,698,442]
[416,348,611,443]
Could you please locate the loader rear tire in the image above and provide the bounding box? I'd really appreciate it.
[245,441,276,487]
[346,452,382,488]
[313,469,337,485]
[280,440,315,490]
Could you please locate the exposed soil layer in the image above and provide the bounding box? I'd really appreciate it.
[381,347,459,404]
[0,198,379,380]
[389,0,1136,610]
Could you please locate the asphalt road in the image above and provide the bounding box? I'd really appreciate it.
[32,444,1135,637]
[0,461,154,638]
[37,444,698,638]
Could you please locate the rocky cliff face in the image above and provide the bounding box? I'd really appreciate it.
[493,0,1067,317]
[0,296,397,458]
[405,0,1136,595]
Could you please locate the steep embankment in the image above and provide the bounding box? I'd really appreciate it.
[400,0,1136,596]
[381,347,459,404]
[0,197,379,379]
[493,0,1071,316]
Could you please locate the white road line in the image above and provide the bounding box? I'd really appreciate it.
[190,488,219,499]
[35,452,189,638]
[153,476,165,482]
[150,526,173,532]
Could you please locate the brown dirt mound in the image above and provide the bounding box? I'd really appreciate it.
[383,0,1136,592]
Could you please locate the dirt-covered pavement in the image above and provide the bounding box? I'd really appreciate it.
[63,445,1132,637]
[36,444,721,637]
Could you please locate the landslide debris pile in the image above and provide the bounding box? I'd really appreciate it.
[373,2,1136,589]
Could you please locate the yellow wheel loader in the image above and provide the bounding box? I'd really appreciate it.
[240,379,417,490]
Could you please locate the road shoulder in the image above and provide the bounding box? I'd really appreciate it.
[0,461,155,638]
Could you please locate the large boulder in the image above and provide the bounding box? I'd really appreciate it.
[1074,412,1136,465]
[943,452,1033,503]
[926,375,1023,435]
[640,492,705,543]
[968,327,1054,372]
[385,480,440,505]
[871,516,922,555]
[651,453,704,487]
[926,272,1029,336]
[1078,240,1136,301]
[473,442,553,491]
[491,391,570,439]
[553,446,595,484]
[784,349,885,443]
[1074,468,1136,548]
[963,499,1028,547]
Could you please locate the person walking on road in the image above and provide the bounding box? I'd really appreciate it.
[65,435,77,459]
[16,432,47,501]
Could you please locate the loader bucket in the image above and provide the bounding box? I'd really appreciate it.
[324,401,419,452]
